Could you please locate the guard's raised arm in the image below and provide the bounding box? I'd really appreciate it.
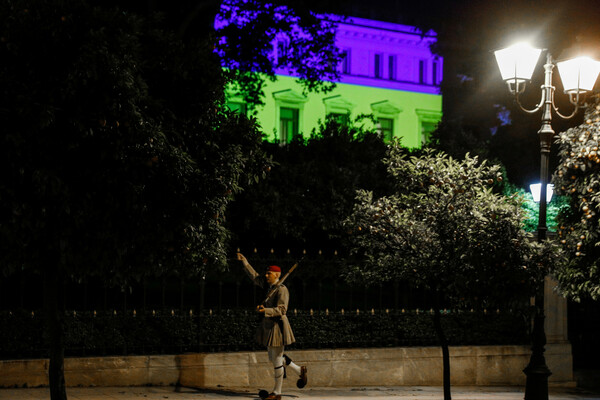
[237,252,263,288]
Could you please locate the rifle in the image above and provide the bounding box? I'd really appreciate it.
[261,259,301,306]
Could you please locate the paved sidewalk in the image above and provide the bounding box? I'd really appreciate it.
[1,386,599,400]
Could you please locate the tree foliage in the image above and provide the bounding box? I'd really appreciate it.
[215,0,342,107]
[0,0,270,282]
[0,2,271,398]
[227,116,392,252]
[344,147,548,306]
[343,146,558,400]
[553,96,600,301]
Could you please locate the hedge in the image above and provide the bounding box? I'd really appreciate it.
[0,309,529,359]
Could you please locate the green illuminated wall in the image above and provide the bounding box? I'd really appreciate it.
[229,74,442,149]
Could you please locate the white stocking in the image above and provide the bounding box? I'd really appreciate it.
[284,354,302,375]
[268,346,285,394]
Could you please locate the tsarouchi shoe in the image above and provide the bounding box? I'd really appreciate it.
[296,366,308,388]
[264,393,281,400]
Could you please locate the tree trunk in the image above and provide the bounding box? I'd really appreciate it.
[432,307,451,400]
[44,267,67,400]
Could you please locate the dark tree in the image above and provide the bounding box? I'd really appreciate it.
[0,1,268,399]
[553,95,600,301]
[343,146,557,400]
[100,0,344,108]
[227,116,393,252]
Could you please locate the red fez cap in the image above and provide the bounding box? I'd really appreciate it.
[267,265,281,273]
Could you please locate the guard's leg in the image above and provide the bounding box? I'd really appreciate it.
[283,354,301,375]
[268,346,285,396]
[283,353,308,388]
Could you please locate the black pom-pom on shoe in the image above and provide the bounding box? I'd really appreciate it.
[258,389,269,399]
[296,366,308,388]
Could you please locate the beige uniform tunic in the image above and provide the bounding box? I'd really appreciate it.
[242,261,296,347]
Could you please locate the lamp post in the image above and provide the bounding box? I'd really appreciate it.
[494,42,600,400]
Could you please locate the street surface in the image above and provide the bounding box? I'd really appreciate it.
[1,386,599,400]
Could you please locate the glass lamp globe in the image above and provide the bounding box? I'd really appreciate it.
[494,42,542,83]
[530,183,554,203]
[557,56,600,93]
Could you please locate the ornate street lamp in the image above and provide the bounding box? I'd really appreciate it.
[495,42,600,400]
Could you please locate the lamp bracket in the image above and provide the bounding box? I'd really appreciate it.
[514,86,544,114]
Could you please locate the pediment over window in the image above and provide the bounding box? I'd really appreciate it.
[415,108,442,122]
[272,89,308,104]
[323,95,354,114]
[371,100,402,116]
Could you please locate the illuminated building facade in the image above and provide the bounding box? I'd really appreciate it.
[226,16,443,148]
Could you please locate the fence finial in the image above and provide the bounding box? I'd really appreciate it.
[341,308,345,315]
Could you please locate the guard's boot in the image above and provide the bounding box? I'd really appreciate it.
[265,393,281,400]
[296,366,308,388]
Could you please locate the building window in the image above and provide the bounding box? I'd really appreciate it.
[280,107,299,143]
[329,112,349,125]
[432,59,439,85]
[421,121,437,146]
[226,101,247,115]
[374,53,382,78]
[419,60,427,84]
[416,109,442,148]
[378,117,394,141]
[341,49,351,74]
[388,55,396,80]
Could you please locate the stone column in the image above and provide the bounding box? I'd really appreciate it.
[544,276,569,344]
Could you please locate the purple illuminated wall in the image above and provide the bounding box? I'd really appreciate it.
[274,16,442,95]
[215,5,442,96]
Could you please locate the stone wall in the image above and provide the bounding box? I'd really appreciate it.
[0,344,574,388]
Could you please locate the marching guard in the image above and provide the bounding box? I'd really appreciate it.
[237,253,308,400]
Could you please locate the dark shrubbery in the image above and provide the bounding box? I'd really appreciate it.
[0,309,528,360]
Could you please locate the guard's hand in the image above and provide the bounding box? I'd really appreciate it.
[256,305,265,313]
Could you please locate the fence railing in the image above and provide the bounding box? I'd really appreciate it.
[0,251,438,313]
[0,308,530,360]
